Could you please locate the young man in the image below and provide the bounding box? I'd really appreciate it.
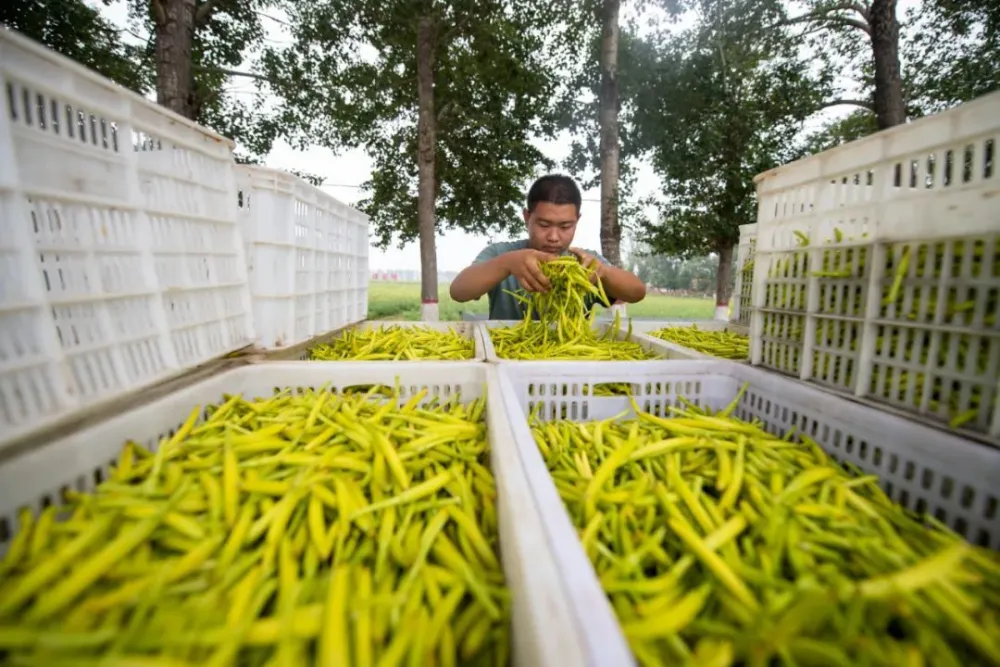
[450,174,646,319]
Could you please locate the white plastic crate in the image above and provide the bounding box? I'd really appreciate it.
[0,361,586,667]
[236,166,370,349]
[478,320,705,362]
[0,29,254,448]
[730,223,757,327]
[495,359,1000,667]
[750,91,1000,440]
[260,320,486,361]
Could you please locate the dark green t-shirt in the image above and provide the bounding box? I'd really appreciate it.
[472,240,610,320]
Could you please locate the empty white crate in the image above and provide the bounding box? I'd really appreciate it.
[496,359,1000,667]
[479,320,704,362]
[750,90,1000,440]
[236,166,370,349]
[730,223,757,327]
[0,361,586,667]
[0,29,254,448]
[261,320,486,361]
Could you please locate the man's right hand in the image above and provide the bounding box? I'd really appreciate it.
[504,249,557,292]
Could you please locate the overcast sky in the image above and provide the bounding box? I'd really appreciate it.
[97,0,918,272]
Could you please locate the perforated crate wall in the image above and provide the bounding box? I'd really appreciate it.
[730,223,756,327]
[750,90,1000,440]
[0,28,253,447]
[237,166,371,349]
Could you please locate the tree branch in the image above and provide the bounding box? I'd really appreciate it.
[256,12,291,28]
[195,65,272,83]
[780,3,872,35]
[195,0,225,26]
[436,101,454,122]
[820,98,875,112]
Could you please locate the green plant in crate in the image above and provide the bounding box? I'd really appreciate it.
[0,385,510,665]
[489,256,655,362]
[310,325,475,360]
[529,387,1000,667]
[648,326,750,360]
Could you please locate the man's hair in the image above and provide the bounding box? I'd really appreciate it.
[526,174,582,214]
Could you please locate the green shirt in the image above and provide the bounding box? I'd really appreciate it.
[472,240,611,320]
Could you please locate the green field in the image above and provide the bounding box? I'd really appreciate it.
[366,281,717,321]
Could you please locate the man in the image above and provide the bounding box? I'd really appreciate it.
[450,174,646,319]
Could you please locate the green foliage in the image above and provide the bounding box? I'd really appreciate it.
[802,109,879,155]
[630,0,828,258]
[262,0,584,249]
[125,0,282,161]
[905,0,1000,113]
[629,251,722,292]
[1,0,151,94]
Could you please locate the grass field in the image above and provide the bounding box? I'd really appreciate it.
[366,281,717,321]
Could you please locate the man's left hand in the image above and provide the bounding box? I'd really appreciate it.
[570,247,605,283]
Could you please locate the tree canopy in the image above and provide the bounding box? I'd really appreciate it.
[1,0,149,93]
[3,0,996,314]
[626,0,828,303]
[263,0,584,250]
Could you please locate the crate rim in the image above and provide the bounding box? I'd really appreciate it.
[1,28,235,149]
[752,90,1000,187]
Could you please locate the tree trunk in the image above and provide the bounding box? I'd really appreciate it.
[152,0,197,119]
[598,0,622,268]
[416,17,439,321]
[868,0,906,129]
[715,242,734,321]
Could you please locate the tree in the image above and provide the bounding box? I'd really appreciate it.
[562,19,655,257]
[598,0,623,268]
[630,0,827,318]
[129,0,282,159]
[266,0,582,320]
[905,0,1000,114]
[774,0,905,129]
[1,0,151,94]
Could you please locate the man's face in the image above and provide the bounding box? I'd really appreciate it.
[524,202,579,254]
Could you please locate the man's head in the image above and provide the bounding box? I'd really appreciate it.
[523,174,582,254]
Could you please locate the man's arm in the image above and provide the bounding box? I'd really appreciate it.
[572,248,647,304]
[599,264,647,303]
[450,252,511,303]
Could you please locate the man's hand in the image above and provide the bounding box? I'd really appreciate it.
[570,247,605,284]
[503,249,557,292]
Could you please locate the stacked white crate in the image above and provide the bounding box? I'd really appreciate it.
[730,222,756,327]
[750,91,1000,441]
[236,166,370,349]
[0,29,254,448]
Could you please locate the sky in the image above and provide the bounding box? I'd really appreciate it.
[95,0,919,273]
